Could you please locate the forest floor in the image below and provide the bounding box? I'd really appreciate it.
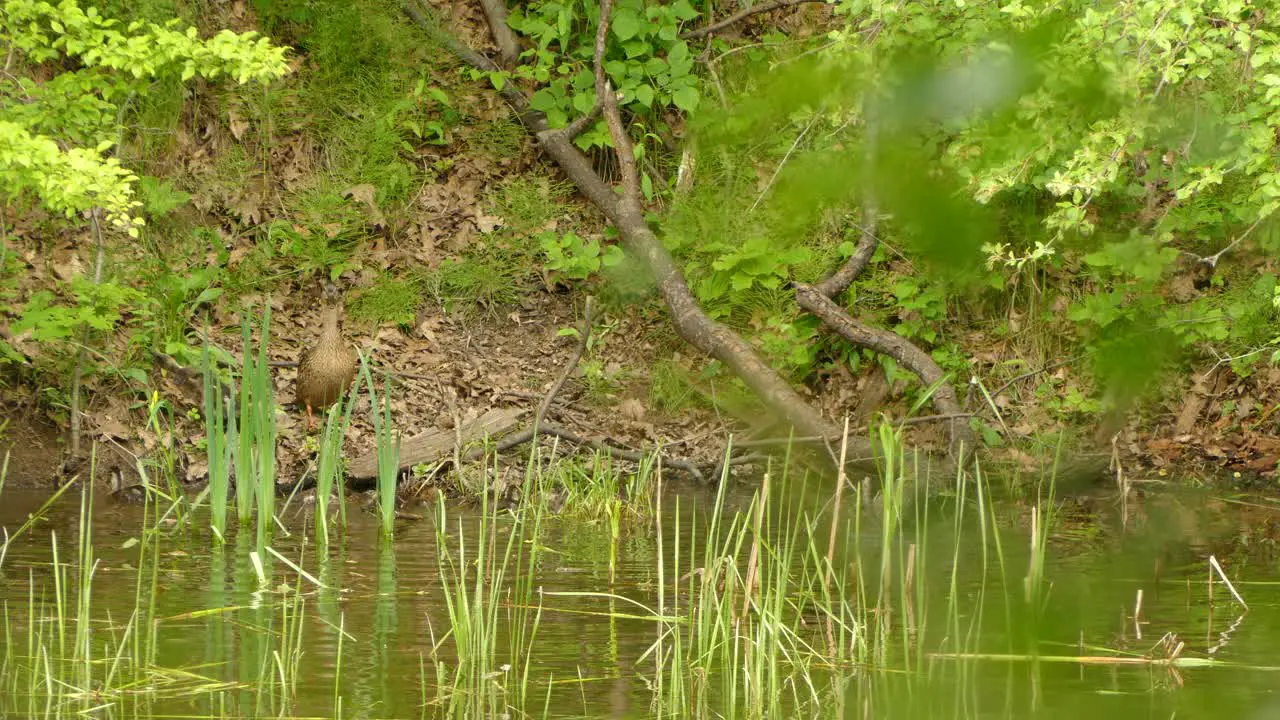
[4,0,1280,495]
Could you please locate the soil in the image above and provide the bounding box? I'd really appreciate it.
[0,407,63,489]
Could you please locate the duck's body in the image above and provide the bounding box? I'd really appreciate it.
[295,297,356,425]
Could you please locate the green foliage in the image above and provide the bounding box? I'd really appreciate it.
[10,279,144,343]
[501,0,702,148]
[648,0,1280,414]
[349,276,424,328]
[0,0,290,234]
[539,230,623,281]
[136,175,191,218]
[0,122,141,232]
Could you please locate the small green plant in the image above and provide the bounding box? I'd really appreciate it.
[201,333,231,540]
[314,384,357,545]
[539,230,623,281]
[502,0,702,149]
[11,280,146,345]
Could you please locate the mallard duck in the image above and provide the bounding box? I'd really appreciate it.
[295,284,357,428]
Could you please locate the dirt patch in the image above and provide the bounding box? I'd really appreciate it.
[0,407,62,489]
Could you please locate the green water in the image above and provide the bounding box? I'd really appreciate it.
[1,483,1278,719]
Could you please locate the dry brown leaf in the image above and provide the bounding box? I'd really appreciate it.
[342,183,387,227]
[474,212,503,233]
[228,110,249,140]
[619,398,646,421]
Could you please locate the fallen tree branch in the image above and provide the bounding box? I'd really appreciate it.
[405,0,895,472]
[680,0,829,41]
[475,0,521,66]
[536,297,593,429]
[793,96,975,463]
[795,283,974,456]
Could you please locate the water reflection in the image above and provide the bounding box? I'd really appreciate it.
[0,485,1276,718]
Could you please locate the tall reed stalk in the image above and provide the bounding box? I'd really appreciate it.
[360,353,401,537]
[225,302,279,547]
[202,331,232,540]
[314,382,356,545]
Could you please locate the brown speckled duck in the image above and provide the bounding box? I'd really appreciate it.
[294,283,357,428]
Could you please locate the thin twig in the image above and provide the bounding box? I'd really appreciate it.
[748,115,816,213]
[69,208,107,457]
[555,101,603,141]
[1200,215,1263,268]
[987,354,1084,401]
[681,0,828,41]
[535,297,594,429]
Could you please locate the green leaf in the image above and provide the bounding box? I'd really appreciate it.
[633,83,655,107]
[612,10,642,41]
[672,86,699,112]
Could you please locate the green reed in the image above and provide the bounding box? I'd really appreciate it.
[215,301,281,547]
[314,383,356,545]
[202,331,232,540]
[430,479,543,719]
[360,353,401,537]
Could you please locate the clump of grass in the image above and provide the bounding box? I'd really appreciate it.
[468,117,525,159]
[219,301,280,549]
[428,247,529,312]
[486,176,575,232]
[647,359,701,414]
[348,275,423,328]
[428,482,545,716]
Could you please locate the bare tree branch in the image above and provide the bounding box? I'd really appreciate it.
[475,0,521,66]
[404,0,956,480]
[815,95,879,298]
[535,297,593,429]
[681,0,829,41]
[794,283,974,458]
[558,100,603,141]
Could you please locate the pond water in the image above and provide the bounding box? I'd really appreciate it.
[2,479,1279,719]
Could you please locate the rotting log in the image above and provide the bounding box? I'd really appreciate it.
[346,406,526,479]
